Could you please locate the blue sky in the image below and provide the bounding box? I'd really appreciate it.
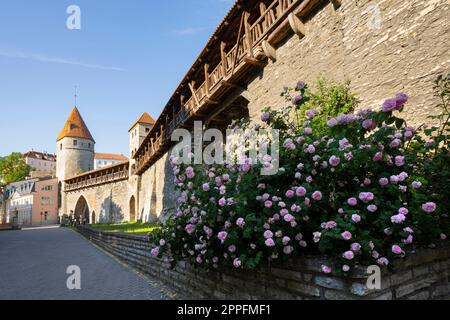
[0,0,233,156]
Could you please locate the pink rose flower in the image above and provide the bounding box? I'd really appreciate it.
[151,247,159,258]
[282,236,291,245]
[329,155,341,167]
[296,187,307,197]
[351,243,362,252]
[322,265,332,274]
[218,197,226,207]
[284,214,295,223]
[264,200,273,208]
[341,231,352,241]
[402,235,413,245]
[285,190,295,198]
[421,202,437,213]
[217,231,228,243]
[377,257,389,266]
[395,156,405,167]
[352,214,361,223]
[343,251,355,260]
[367,205,378,213]
[283,246,294,255]
[312,191,323,201]
[236,217,245,228]
[233,258,242,268]
[348,197,358,206]
[392,245,403,255]
[379,178,389,187]
[265,238,275,247]
[391,214,406,224]
[264,230,274,239]
[359,192,374,203]
[373,152,383,162]
[412,181,422,189]
[185,224,195,235]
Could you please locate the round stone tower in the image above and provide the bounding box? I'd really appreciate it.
[56,107,95,216]
[56,107,95,181]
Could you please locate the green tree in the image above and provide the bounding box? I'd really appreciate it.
[0,153,32,184]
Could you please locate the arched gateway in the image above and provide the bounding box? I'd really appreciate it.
[74,196,90,224]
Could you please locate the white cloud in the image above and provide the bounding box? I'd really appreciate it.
[0,50,126,72]
[173,27,208,35]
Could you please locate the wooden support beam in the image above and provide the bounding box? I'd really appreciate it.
[244,56,265,68]
[220,42,227,76]
[260,3,267,31]
[188,82,201,108]
[330,0,341,10]
[262,40,277,61]
[204,64,210,96]
[243,11,253,58]
[288,13,306,38]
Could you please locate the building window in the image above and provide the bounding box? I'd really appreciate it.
[60,144,63,150]
[74,140,78,146]
[44,212,48,221]
[145,128,150,133]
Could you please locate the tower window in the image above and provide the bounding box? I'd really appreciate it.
[60,144,62,150]
[145,128,150,133]
[74,140,78,146]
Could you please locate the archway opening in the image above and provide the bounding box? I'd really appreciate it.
[129,196,136,222]
[74,196,90,224]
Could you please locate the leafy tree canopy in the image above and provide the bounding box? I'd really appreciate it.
[0,153,31,184]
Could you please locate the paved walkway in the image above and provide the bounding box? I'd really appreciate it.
[0,226,175,300]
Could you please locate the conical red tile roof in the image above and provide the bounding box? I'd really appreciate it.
[57,107,95,142]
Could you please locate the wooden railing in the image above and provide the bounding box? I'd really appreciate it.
[64,161,130,192]
[135,0,305,174]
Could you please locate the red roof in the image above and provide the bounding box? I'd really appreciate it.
[57,107,95,142]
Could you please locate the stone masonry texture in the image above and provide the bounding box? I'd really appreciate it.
[247,0,450,128]
[77,226,450,300]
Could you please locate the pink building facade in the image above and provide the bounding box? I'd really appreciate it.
[31,178,58,226]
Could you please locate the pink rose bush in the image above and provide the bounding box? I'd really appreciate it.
[150,79,449,274]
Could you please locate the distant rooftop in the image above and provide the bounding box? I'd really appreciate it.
[23,151,56,162]
[129,112,156,132]
[95,153,128,161]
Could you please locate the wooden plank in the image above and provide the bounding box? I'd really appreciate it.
[188,81,200,107]
[204,64,210,96]
[244,12,253,57]
[220,42,227,76]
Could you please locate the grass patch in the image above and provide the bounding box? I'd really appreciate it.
[90,222,159,235]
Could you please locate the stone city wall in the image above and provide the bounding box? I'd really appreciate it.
[77,226,450,300]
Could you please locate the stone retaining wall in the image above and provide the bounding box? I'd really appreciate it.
[77,226,450,300]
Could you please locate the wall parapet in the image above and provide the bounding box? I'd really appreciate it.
[76,225,450,300]
[65,161,129,192]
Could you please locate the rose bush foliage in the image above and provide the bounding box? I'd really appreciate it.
[151,77,450,274]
